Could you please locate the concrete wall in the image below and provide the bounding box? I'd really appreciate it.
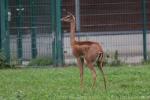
[9,31,150,64]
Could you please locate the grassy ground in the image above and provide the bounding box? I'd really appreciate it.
[0,64,150,100]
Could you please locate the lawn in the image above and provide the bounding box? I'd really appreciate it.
[0,64,150,100]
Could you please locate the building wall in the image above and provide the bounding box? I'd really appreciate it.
[62,0,150,32]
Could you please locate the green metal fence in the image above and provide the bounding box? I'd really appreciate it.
[147,0,150,60]
[62,0,150,64]
[0,0,150,66]
[0,0,10,62]
[1,0,63,66]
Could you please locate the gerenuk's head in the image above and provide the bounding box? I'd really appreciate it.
[61,12,75,23]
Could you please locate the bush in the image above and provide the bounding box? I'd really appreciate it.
[110,50,122,66]
[28,57,53,66]
[0,50,14,69]
[142,59,150,65]
[104,50,123,66]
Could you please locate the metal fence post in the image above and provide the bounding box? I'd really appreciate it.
[0,0,3,50]
[56,0,64,66]
[16,0,23,63]
[51,0,57,66]
[30,0,37,59]
[75,0,81,37]
[142,0,147,61]
[0,1,3,49]
[51,0,64,66]
[0,0,10,62]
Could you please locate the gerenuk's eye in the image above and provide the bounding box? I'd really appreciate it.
[67,16,70,18]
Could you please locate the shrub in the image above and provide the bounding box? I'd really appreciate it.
[104,50,123,66]
[142,59,150,65]
[28,57,53,66]
[0,50,14,69]
[141,52,150,64]
[110,50,122,66]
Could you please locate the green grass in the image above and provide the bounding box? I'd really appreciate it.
[0,65,150,100]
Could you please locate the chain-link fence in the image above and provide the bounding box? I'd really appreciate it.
[147,1,150,60]
[62,0,150,64]
[1,0,150,65]
[8,0,54,64]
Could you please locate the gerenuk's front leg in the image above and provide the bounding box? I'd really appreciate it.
[77,57,84,89]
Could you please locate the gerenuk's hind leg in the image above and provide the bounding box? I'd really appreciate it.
[97,53,107,90]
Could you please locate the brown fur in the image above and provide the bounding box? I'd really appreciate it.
[62,13,106,89]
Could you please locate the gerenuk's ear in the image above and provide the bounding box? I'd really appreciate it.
[62,9,73,16]
[67,11,73,16]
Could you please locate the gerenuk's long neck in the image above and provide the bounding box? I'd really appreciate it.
[70,18,76,45]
